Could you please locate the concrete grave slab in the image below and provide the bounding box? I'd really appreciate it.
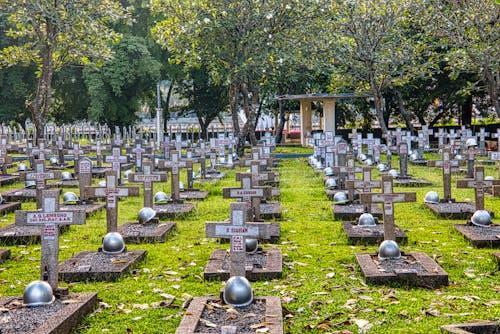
[0,175,19,186]
[204,248,282,281]
[119,221,177,243]
[342,221,407,245]
[0,293,97,334]
[2,187,59,203]
[355,252,448,288]
[259,202,281,219]
[334,204,383,221]
[0,201,21,215]
[393,177,432,187]
[441,321,499,334]
[180,190,209,201]
[91,166,111,178]
[424,202,478,220]
[59,250,147,282]
[175,296,283,334]
[153,202,196,219]
[60,203,105,217]
[453,223,500,248]
[0,225,70,245]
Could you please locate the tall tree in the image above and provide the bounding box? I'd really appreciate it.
[0,0,129,141]
[152,0,321,154]
[425,0,499,119]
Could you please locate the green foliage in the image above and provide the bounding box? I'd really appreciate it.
[84,35,162,127]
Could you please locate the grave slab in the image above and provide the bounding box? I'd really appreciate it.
[0,175,19,186]
[441,321,500,334]
[0,292,97,334]
[59,249,147,282]
[334,204,383,221]
[175,296,283,334]
[355,252,448,288]
[424,202,478,220]
[119,221,177,244]
[2,187,59,203]
[342,221,407,245]
[259,202,281,219]
[453,223,500,248]
[60,203,105,217]
[0,248,10,263]
[91,166,111,178]
[204,170,226,179]
[0,201,22,215]
[180,189,209,201]
[153,202,196,219]
[204,248,282,281]
[393,176,432,187]
[0,225,69,245]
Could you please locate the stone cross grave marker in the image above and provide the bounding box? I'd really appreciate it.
[26,159,60,209]
[161,135,172,161]
[427,147,459,202]
[91,140,107,168]
[372,139,381,163]
[0,136,12,174]
[477,128,489,153]
[69,142,84,175]
[55,136,66,165]
[132,139,146,172]
[434,128,447,149]
[105,146,128,183]
[198,141,207,178]
[17,188,86,290]
[456,166,489,211]
[360,176,416,241]
[489,151,500,179]
[363,133,375,156]
[205,202,271,277]
[130,161,167,207]
[398,142,409,177]
[78,157,93,203]
[420,125,433,150]
[223,173,272,221]
[160,150,187,203]
[32,139,52,161]
[333,152,361,190]
[465,146,482,179]
[345,167,381,211]
[84,170,130,232]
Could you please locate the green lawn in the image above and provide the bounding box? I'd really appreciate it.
[0,148,499,333]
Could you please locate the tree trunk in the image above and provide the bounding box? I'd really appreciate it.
[163,82,174,133]
[483,67,500,119]
[461,95,472,127]
[395,88,414,134]
[275,99,286,144]
[369,72,389,136]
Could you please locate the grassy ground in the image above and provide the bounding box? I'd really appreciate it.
[0,147,499,333]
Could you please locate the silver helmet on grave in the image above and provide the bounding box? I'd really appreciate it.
[245,239,258,253]
[0,194,3,204]
[323,167,334,177]
[466,138,478,148]
[123,170,133,181]
[378,240,401,260]
[98,180,106,187]
[424,191,440,204]
[358,213,376,227]
[102,232,126,254]
[324,177,337,189]
[154,191,169,204]
[49,156,58,165]
[63,191,79,204]
[388,169,399,178]
[18,163,27,171]
[25,180,36,188]
[179,181,185,191]
[377,163,388,172]
[333,192,348,205]
[470,210,492,227]
[223,276,253,307]
[485,176,495,181]
[138,207,156,224]
[61,171,73,180]
[364,158,374,166]
[22,280,55,307]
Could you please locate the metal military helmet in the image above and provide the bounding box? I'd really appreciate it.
[223,276,254,307]
[49,156,58,165]
[333,191,348,205]
[154,191,169,204]
[358,213,376,227]
[454,154,463,161]
[63,191,79,204]
[485,176,495,181]
[138,207,156,224]
[424,191,440,204]
[0,194,3,204]
[179,181,185,191]
[61,171,73,180]
[323,167,334,176]
[378,240,402,260]
[388,169,399,178]
[409,152,419,162]
[98,180,106,187]
[18,163,27,171]
[324,177,337,189]
[245,239,258,253]
[314,160,323,169]
[25,180,36,188]
[377,163,388,172]
[364,158,374,166]
[102,232,126,254]
[123,170,133,181]
[470,210,492,227]
[466,137,478,148]
[22,280,55,307]
[357,153,367,162]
